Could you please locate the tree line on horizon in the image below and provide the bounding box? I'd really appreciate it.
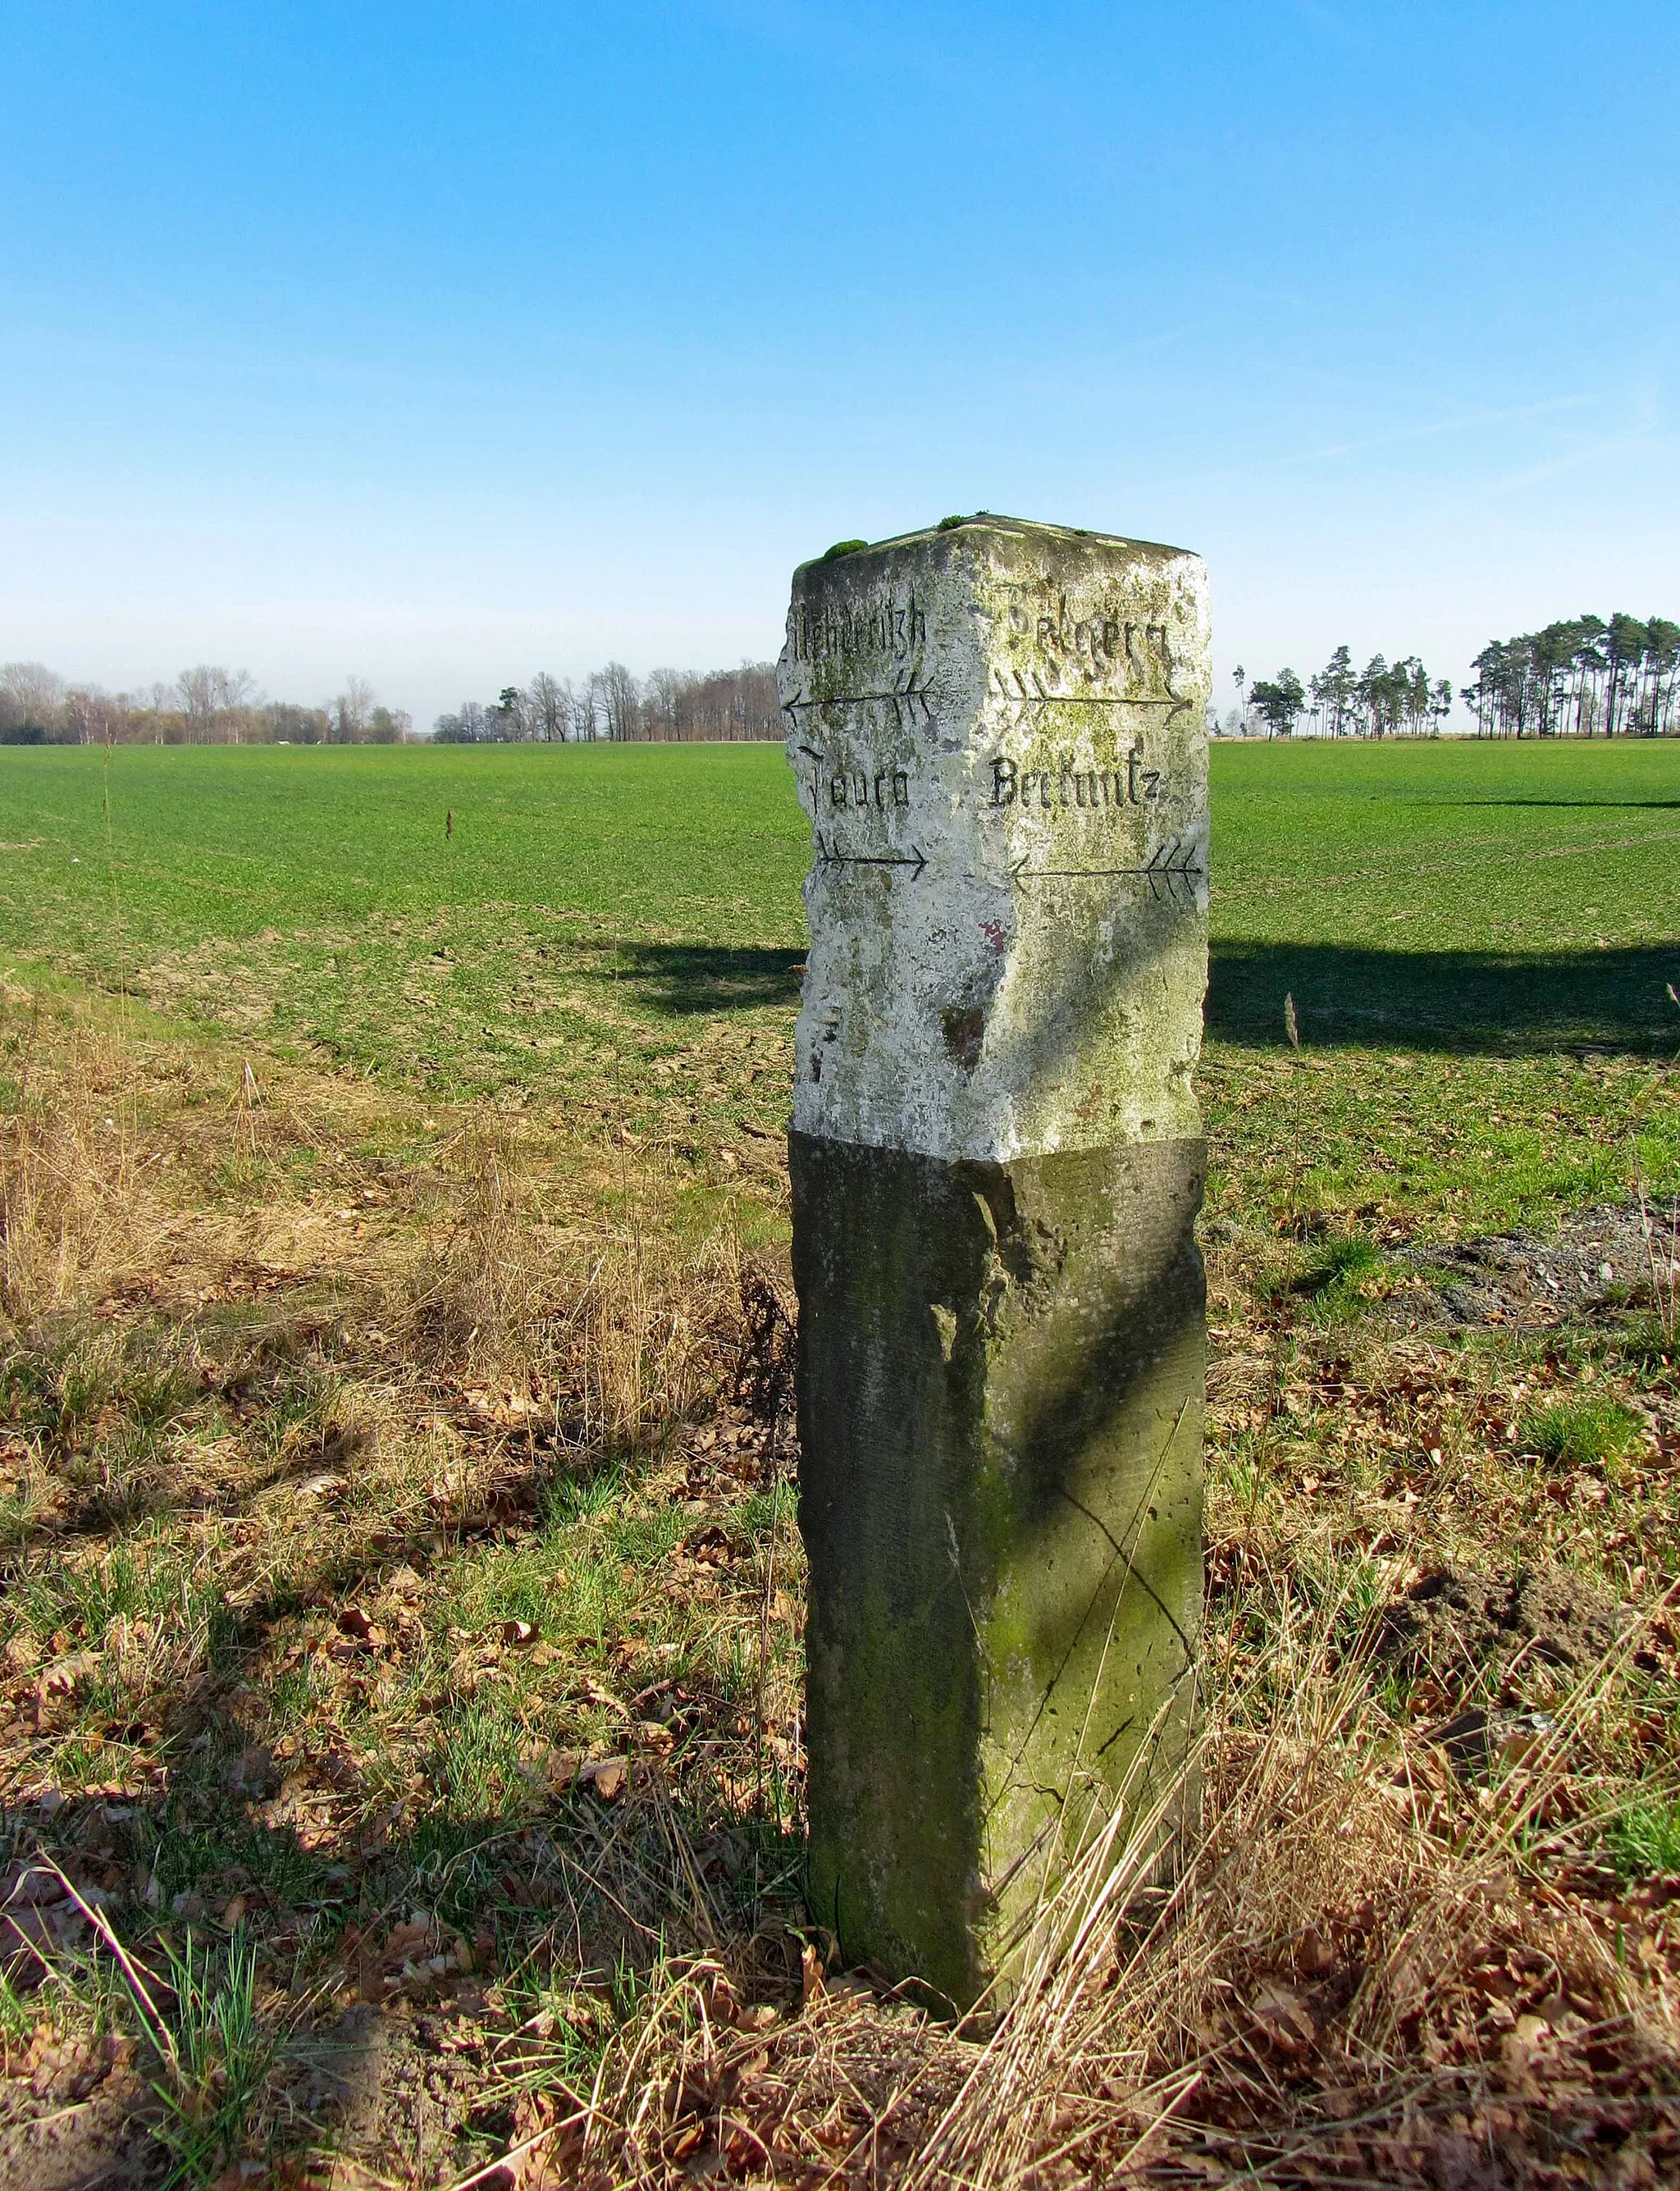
[1225,648,1455,739]
[1232,611,1680,739]
[13,617,1677,752]
[0,662,410,746]
[1462,612,1679,737]
[432,661,781,743]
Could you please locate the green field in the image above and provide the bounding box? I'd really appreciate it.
[3,739,1680,2176]
[2,737,1678,1232]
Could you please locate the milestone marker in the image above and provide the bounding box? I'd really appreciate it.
[782,515,1210,2010]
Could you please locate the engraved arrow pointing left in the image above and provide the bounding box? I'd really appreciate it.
[782,675,934,728]
[1008,838,1203,897]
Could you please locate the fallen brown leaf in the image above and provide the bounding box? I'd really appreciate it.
[582,1755,628,1800]
[1250,1982,1315,2052]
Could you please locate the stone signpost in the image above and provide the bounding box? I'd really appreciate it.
[780,514,1210,2010]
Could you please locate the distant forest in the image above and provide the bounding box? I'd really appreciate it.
[0,656,785,747]
[0,664,410,746]
[433,662,781,743]
[10,617,1676,751]
[1231,612,1679,739]
[1463,613,1679,738]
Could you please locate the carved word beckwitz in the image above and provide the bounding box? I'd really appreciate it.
[990,751,1163,809]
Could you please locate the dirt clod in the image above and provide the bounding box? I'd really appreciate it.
[1380,1560,1633,1687]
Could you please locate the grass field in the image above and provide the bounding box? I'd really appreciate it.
[2,737,1679,2186]
[3,737,1679,1229]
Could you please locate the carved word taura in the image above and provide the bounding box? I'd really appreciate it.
[830,769,911,810]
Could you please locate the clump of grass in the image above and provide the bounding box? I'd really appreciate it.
[437,1695,531,1819]
[1606,1794,1680,1878]
[144,1927,272,2189]
[1517,1393,1641,1469]
[1283,1233,1387,1322]
[6,1527,240,1707]
[0,1965,37,2048]
[248,1357,342,1468]
[451,1541,554,1631]
[605,1504,688,1567]
[541,1458,624,1530]
[1618,1312,1676,1369]
[1299,1234,1383,1293]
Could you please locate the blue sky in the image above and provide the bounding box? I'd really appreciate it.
[4,0,1678,728]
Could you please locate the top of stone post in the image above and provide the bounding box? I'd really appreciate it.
[780,514,1210,1163]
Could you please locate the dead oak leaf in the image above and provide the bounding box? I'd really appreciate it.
[1249,1983,1316,2052]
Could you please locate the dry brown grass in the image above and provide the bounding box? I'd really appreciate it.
[542,1571,1678,2189]
[899,1585,1671,2187]
[413,1119,547,1379]
[407,1111,749,1481]
[0,1000,148,1328]
[2,987,1678,2188]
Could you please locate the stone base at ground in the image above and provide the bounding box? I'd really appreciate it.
[791,1130,1205,2007]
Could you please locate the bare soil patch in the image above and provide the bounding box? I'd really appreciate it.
[1395,1199,1672,1333]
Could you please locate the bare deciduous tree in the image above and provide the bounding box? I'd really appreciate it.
[0,661,67,734]
[331,676,376,743]
[595,662,641,742]
[434,700,492,743]
[177,664,256,742]
[527,671,571,742]
[62,687,125,745]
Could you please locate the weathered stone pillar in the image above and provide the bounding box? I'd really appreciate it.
[780,516,1209,2010]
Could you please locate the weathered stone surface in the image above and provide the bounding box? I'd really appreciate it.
[782,516,1209,1163]
[780,515,1210,2006]
[792,1132,1205,2008]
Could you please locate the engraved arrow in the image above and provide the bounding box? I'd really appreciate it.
[782,673,935,728]
[817,836,929,879]
[1008,838,1203,899]
[988,670,1190,715]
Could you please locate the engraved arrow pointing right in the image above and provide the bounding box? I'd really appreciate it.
[817,837,929,879]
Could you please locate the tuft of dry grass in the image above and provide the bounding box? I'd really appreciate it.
[0,1005,144,1329]
[413,1118,545,1378]
[409,1110,743,1463]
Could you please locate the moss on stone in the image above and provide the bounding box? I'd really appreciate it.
[791,1131,1205,2009]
